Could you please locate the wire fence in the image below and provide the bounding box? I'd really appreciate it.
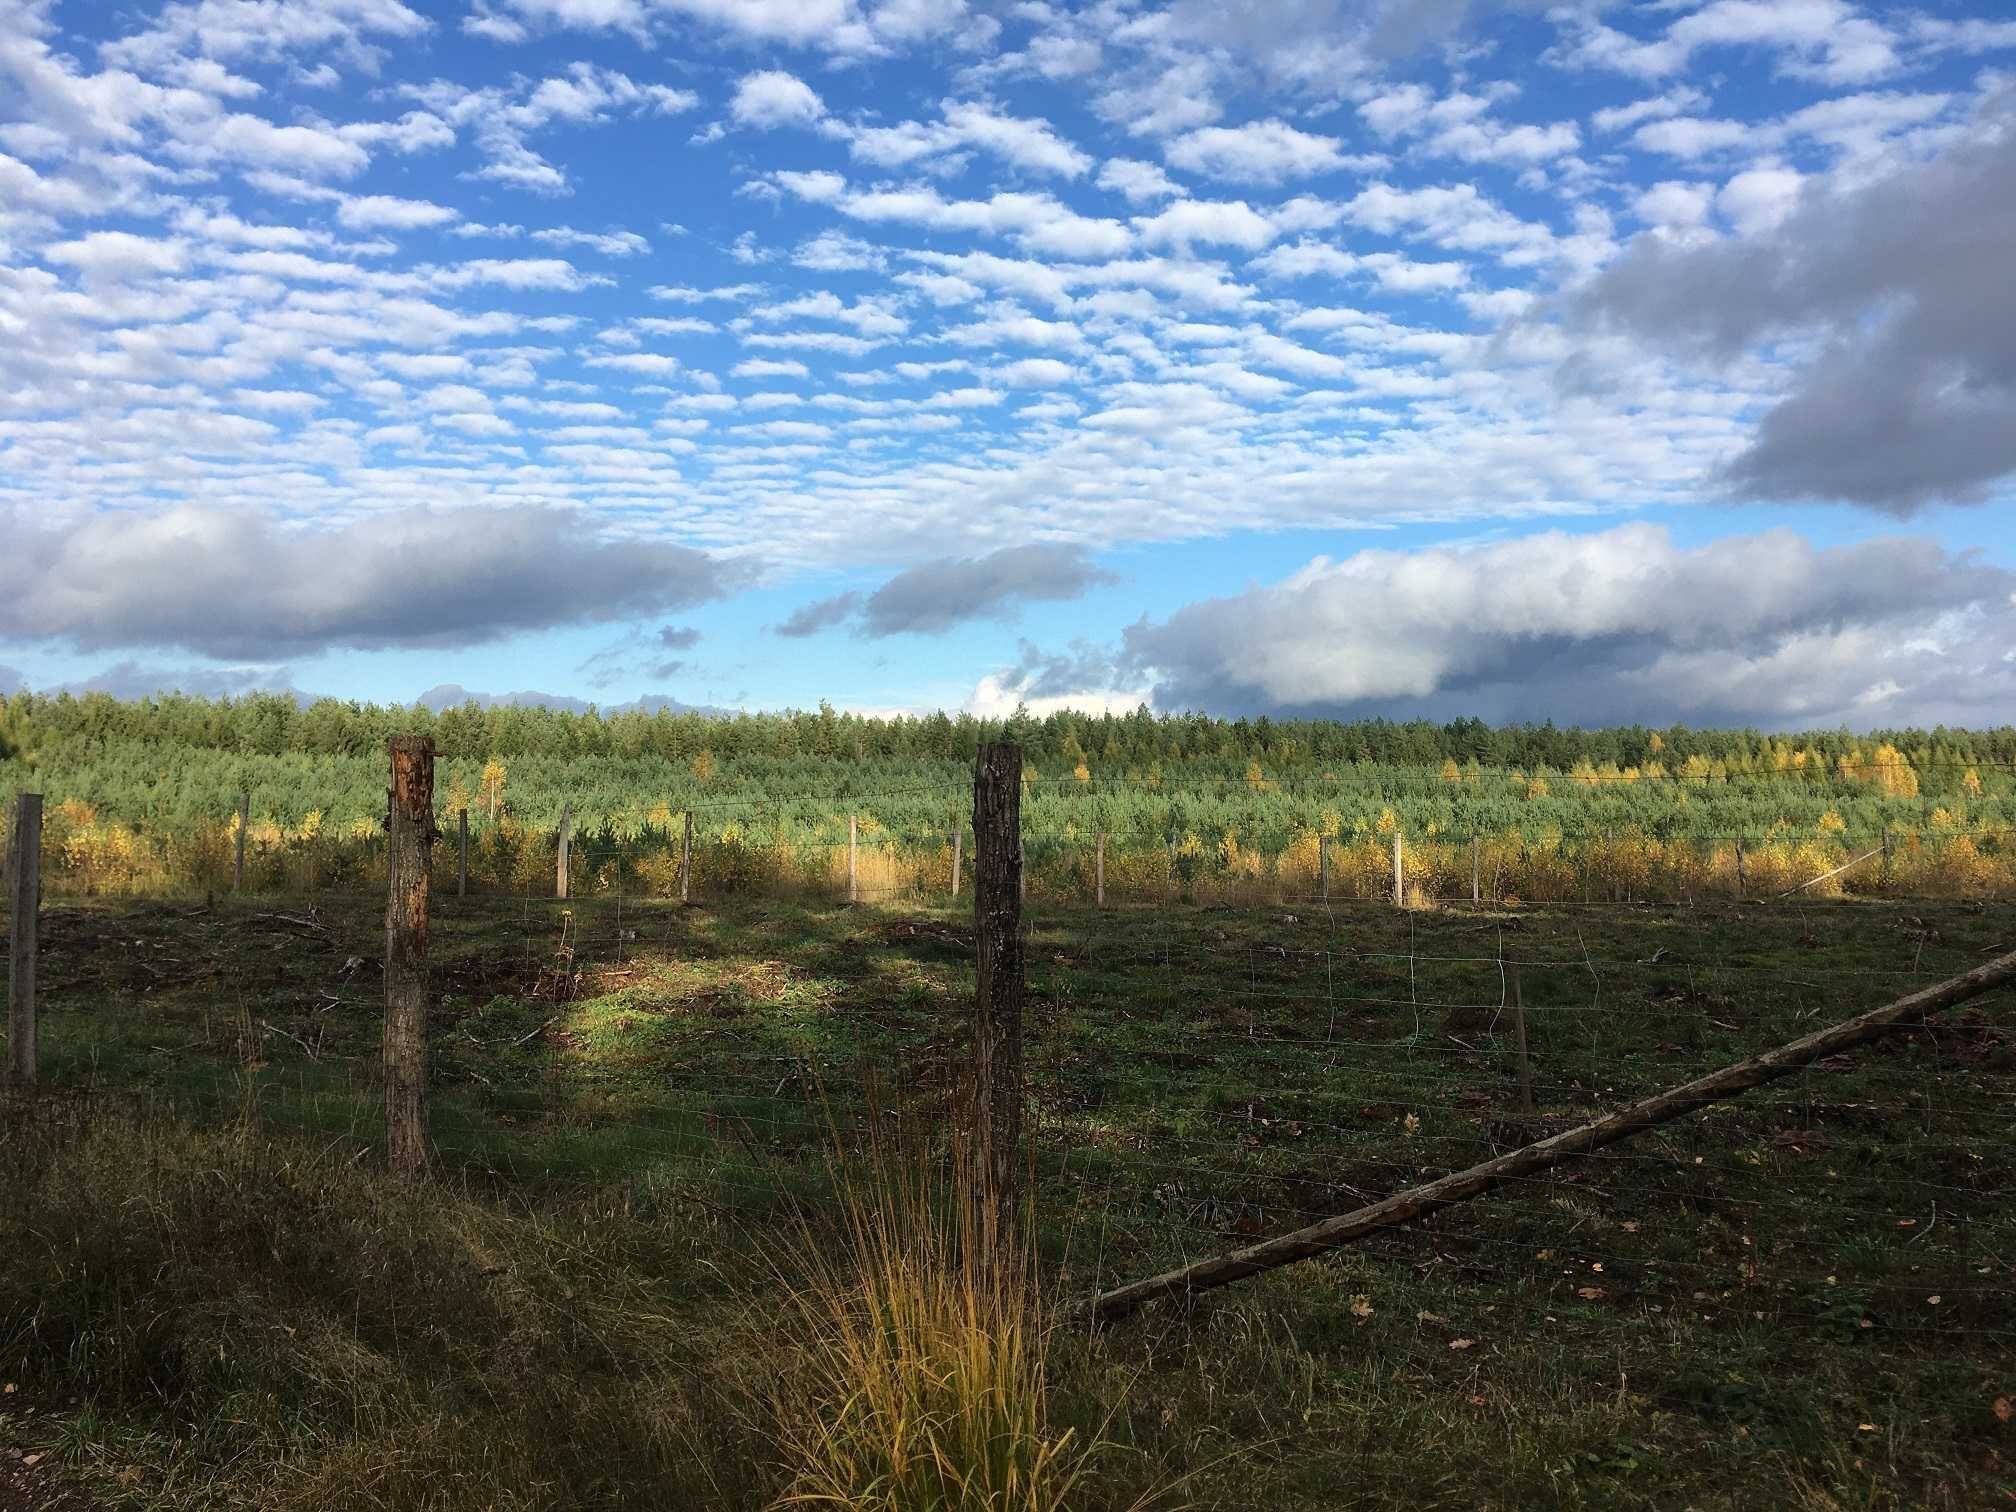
[13,821,2015,1354]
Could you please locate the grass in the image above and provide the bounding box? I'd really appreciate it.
[1,887,2013,1507]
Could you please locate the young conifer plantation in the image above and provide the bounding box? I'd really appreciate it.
[6,690,2013,901]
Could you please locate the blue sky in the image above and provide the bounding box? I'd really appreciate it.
[2,0,2014,728]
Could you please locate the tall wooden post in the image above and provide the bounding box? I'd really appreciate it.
[383,738,434,1177]
[7,794,42,1088]
[848,814,859,905]
[950,827,963,898]
[1392,828,1405,908]
[1095,831,1105,908]
[1880,827,1892,890]
[1318,832,1328,901]
[681,810,693,904]
[233,791,249,892]
[457,807,469,898]
[1734,837,1747,901]
[972,743,1025,1245]
[556,802,572,901]
[1472,834,1482,905]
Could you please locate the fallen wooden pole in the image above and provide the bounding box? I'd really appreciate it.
[1088,944,2016,1322]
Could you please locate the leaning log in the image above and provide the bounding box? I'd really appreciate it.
[1089,944,2016,1322]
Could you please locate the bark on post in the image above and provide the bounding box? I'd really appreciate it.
[457,807,469,899]
[848,814,859,905]
[1392,828,1405,908]
[556,802,572,901]
[383,738,435,1178]
[233,791,249,892]
[7,794,42,1089]
[1088,942,2016,1322]
[681,810,693,904]
[1095,831,1105,908]
[972,742,1025,1247]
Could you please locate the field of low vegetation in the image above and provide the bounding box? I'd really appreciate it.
[1,876,2012,1508]
[5,691,2016,901]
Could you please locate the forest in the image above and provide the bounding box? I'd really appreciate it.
[3,688,2012,901]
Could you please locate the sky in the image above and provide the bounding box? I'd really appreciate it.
[1,0,2014,730]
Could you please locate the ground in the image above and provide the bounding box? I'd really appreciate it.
[1,885,2012,1508]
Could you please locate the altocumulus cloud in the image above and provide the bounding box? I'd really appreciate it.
[1079,524,2016,728]
[0,504,752,661]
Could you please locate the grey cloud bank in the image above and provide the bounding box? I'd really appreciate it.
[0,504,751,660]
[1563,97,2016,511]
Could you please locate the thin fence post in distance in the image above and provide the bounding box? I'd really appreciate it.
[556,801,571,901]
[7,793,42,1089]
[1392,828,1404,909]
[457,807,469,898]
[950,825,962,899]
[1734,837,1746,901]
[1095,830,1105,908]
[1318,832,1328,902]
[1472,833,1482,905]
[383,736,435,1178]
[972,741,1025,1248]
[234,791,248,893]
[681,810,693,904]
[1881,826,1891,890]
[848,813,858,905]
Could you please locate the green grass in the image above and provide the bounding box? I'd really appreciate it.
[2,889,2013,1508]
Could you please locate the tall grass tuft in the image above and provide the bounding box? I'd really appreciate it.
[770,1137,1147,1512]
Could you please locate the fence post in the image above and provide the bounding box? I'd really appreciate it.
[457,807,469,898]
[234,791,248,892]
[1318,832,1328,901]
[383,737,434,1177]
[950,826,962,898]
[1734,837,1746,901]
[972,742,1025,1246]
[681,810,693,904]
[1095,830,1105,908]
[1881,826,1891,889]
[7,794,42,1089]
[556,802,571,901]
[1472,833,1481,905]
[848,814,859,905]
[1392,828,1404,908]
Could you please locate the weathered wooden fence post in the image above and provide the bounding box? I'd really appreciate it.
[1472,833,1482,905]
[1392,828,1405,908]
[556,802,572,901]
[457,807,469,898]
[233,791,249,892]
[7,794,42,1088]
[681,810,693,904]
[1318,832,1329,901]
[950,826,962,898]
[1095,830,1105,908]
[1734,837,1747,901]
[973,742,1025,1246]
[384,738,435,1177]
[848,814,858,905]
